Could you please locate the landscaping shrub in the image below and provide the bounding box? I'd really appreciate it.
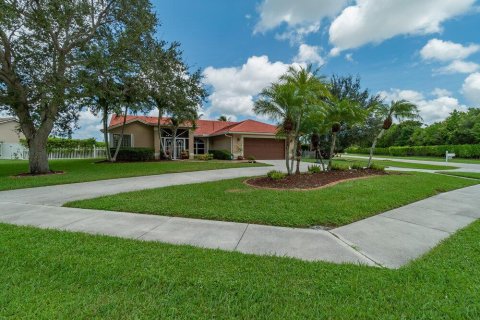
[266,170,287,180]
[370,163,386,171]
[351,163,364,170]
[194,154,213,161]
[21,137,105,151]
[330,163,349,171]
[109,148,154,162]
[208,149,233,160]
[308,164,322,173]
[346,144,480,159]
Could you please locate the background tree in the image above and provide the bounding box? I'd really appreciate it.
[217,115,229,121]
[0,0,156,173]
[367,100,420,167]
[323,98,366,170]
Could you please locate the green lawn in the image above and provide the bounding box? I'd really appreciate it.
[346,153,480,164]
[1,222,480,318]
[66,172,476,227]
[304,157,458,170]
[440,172,480,180]
[0,159,267,191]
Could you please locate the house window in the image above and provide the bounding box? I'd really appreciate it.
[194,138,205,154]
[112,134,132,147]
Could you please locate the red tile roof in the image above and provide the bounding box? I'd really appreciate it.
[108,116,279,136]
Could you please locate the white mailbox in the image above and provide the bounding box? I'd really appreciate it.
[445,151,456,162]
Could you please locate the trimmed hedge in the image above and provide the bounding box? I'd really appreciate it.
[208,149,233,160]
[346,144,480,159]
[110,148,154,162]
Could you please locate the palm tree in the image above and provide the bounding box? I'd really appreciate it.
[217,115,229,121]
[280,65,330,174]
[367,100,420,168]
[254,82,301,175]
[323,98,366,170]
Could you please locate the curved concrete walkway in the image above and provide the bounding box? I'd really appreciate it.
[1,160,479,268]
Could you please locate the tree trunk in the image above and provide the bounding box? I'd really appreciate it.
[28,134,50,174]
[290,116,301,175]
[156,111,168,159]
[367,129,385,168]
[317,147,326,171]
[112,105,128,162]
[327,132,337,171]
[295,141,301,174]
[102,104,112,162]
[172,127,178,160]
[285,134,292,175]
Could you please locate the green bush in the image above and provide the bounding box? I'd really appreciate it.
[266,170,287,180]
[370,163,386,171]
[21,137,105,150]
[330,163,349,171]
[208,149,233,160]
[351,163,365,170]
[308,165,322,173]
[110,148,154,162]
[194,154,213,161]
[346,144,480,159]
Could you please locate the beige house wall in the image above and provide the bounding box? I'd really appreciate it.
[109,122,154,148]
[209,135,232,152]
[0,121,24,143]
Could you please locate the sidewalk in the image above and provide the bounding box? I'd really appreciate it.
[1,166,478,268]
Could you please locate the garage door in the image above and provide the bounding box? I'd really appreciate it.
[243,138,285,160]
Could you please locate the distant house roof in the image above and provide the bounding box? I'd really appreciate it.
[0,117,18,125]
[108,116,279,136]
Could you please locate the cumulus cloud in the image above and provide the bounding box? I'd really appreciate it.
[379,89,468,124]
[294,44,325,65]
[255,0,347,43]
[431,88,452,98]
[329,0,475,52]
[462,72,480,106]
[420,39,480,62]
[72,110,104,140]
[436,60,480,74]
[203,56,301,118]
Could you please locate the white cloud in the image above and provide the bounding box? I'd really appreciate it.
[379,89,468,124]
[294,44,325,65]
[255,0,347,43]
[203,56,300,118]
[420,39,480,62]
[329,0,475,52]
[437,60,480,74]
[345,53,354,62]
[72,111,104,140]
[462,72,480,105]
[431,88,452,98]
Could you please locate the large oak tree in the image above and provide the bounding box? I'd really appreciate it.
[0,0,155,173]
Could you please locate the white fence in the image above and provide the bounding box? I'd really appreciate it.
[0,143,107,160]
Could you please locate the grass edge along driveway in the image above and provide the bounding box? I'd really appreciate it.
[304,157,458,170]
[66,172,477,228]
[1,222,480,319]
[0,159,269,191]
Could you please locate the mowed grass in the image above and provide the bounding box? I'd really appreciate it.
[347,153,480,164]
[304,157,458,170]
[440,172,480,180]
[1,223,480,319]
[0,159,267,191]
[66,172,476,227]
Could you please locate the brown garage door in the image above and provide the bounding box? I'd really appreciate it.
[244,138,285,160]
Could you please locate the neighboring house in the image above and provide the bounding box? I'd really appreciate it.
[0,117,26,159]
[107,115,289,160]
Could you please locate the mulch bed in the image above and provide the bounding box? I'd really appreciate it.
[245,169,388,190]
[14,170,65,177]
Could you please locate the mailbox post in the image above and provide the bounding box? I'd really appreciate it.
[445,151,456,163]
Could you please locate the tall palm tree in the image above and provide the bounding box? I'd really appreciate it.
[217,115,229,121]
[367,100,420,168]
[323,98,366,170]
[254,82,301,175]
[280,65,330,174]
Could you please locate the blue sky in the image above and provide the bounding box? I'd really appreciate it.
[76,0,480,140]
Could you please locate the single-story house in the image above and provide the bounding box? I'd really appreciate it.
[107,115,290,160]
